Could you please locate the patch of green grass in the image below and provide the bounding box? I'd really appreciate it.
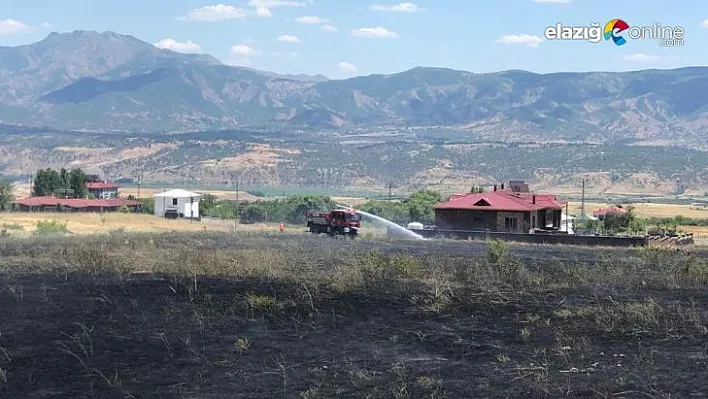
[34,219,70,236]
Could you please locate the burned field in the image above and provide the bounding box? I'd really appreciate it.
[0,233,707,398]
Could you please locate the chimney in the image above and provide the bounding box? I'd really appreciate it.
[493,184,497,192]
[501,183,505,190]
[532,194,536,204]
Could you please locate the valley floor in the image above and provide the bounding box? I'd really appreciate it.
[0,233,707,397]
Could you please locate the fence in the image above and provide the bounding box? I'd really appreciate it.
[408,229,649,247]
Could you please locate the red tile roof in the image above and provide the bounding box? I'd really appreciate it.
[434,190,565,212]
[12,197,141,209]
[87,182,119,189]
[592,206,627,217]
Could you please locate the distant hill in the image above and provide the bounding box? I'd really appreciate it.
[0,30,708,148]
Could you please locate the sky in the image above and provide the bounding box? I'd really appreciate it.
[1,0,707,79]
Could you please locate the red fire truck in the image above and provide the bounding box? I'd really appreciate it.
[306,209,362,237]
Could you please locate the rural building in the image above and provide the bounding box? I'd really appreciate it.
[592,206,626,220]
[433,183,565,233]
[12,197,141,213]
[87,181,119,199]
[153,189,201,220]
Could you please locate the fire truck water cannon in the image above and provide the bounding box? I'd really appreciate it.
[306,208,362,237]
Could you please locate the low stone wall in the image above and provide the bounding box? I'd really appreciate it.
[409,229,648,247]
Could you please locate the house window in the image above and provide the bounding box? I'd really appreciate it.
[505,217,518,232]
[532,216,536,228]
[172,198,178,206]
[473,216,484,226]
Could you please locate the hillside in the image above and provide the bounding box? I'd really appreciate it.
[2,129,707,196]
[0,31,708,146]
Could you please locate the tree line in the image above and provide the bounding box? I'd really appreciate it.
[32,168,89,198]
[190,190,443,226]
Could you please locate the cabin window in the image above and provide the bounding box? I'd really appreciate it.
[505,217,518,231]
[473,216,484,225]
[172,198,178,206]
[532,216,536,228]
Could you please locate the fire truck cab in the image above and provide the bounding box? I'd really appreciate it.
[306,209,361,237]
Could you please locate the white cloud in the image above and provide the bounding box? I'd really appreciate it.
[495,34,544,47]
[532,0,571,3]
[182,4,248,21]
[256,7,273,17]
[702,19,708,28]
[624,53,660,62]
[338,62,358,73]
[351,26,399,38]
[277,34,301,43]
[248,0,305,6]
[0,19,33,35]
[40,22,52,29]
[296,15,327,24]
[370,2,424,12]
[154,39,202,53]
[231,44,261,56]
[322,24,338,32]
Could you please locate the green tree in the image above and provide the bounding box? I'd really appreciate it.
[138,198,154,214]
[470,186,485,193]
[200,194,218,214]
[240,203,267,224]
[603,207,637,234]
[406,190,442,224]
[33,168,63,196]
[69,168,88,198]
[629,216,646,235]
[0,180,14,211]
[282,195,333,224]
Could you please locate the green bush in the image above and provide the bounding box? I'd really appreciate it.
[34,220,70,236]
[487,239,508,264]
[138,198,154,214]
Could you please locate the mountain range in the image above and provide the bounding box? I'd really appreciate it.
[1,30,708,147]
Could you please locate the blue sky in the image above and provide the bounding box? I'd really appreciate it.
[1,0,707,78]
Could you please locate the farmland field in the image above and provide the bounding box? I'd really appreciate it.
[0,233,707,397]
[567,201,708,219]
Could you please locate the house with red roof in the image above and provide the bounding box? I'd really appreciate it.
[433,182,566,233]
[592,205,627,220]
[12,197,141,213]
[87,181,120,199]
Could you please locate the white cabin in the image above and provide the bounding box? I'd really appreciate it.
[153,189,201,220]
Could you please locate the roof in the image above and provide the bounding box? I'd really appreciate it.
[153,189,201,198]
[434,190,565,212]
[87,182,119,189]
[592,206,627,217]
[12,197,141,209]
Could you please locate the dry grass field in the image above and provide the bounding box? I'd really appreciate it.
[0,233,707,397]
[0,212,296,236]
[0,212,390,239]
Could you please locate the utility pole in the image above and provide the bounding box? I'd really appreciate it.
[580,178,586,222]
[234,180,239,230]
[132,167,144,198]
[565,202,569,233]
[190,196,194,223]
[162,188,166,218]
[388,182,393,200]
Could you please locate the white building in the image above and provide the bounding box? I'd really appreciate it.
[153,189,201,220]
